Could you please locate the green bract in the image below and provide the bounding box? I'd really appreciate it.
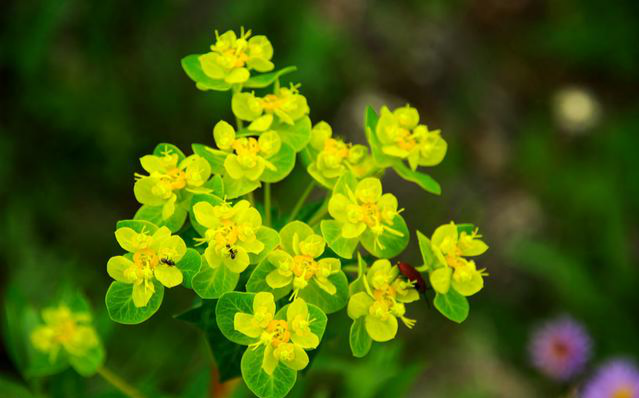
[247,221,348,314]
[103,25,490,399]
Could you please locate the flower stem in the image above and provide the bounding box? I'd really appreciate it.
[342,265,359,273]
[288,181,316,223]
[97,366,144,398]
[307,196,329,227]
[264,183,272,227]
[247,191,255,206]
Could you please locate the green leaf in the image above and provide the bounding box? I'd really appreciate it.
[364,106,394,167]
[203,174,225,197]
[456,223,475,235]
[223,175,261,199]
[249,226,280,266]
[134,204,187,233]
[241,345,297,398]
[349,318,372,358]
[243,66,297,89]
[192,144,227,175]
[192,261,240,299]
[105,281,164,325]
[115,219,158,235]
[433,290,469,323]
[176,248,202,289]
[275,302,327,343]
[416,230,439,271]
[298,272,349,314]
[360,215,409,258]
[392,162,441,195]
[0,374,33,397]
[69,344,105,377]
[181,54,231,91]
[320,220,359,259]
[260,143,295,183]
[215,292,258,346]
[175,301,244,382]
[245,259,293,301]
[273,116,312,152]
[153,143,185,162]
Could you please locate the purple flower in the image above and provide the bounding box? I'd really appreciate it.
[581,359,639,398]
[529,316,592,380]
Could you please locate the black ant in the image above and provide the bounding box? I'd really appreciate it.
[160,257,176,266]
[226,244,237,260]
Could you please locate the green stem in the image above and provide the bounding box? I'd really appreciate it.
[247,191,255,206]
[307,197,329,227]
[288,181,316,223]
[232,84,244,129]
[97,366,144,398]
[342,265,359,273]
[264,183,272,227]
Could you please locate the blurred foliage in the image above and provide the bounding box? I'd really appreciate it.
[1,0,638,396]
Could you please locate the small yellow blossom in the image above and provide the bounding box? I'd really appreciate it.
[328,177,403,249]
[193,199,264,274]
[234,293,318,375]
[134,147,211,219]
[428,222,489,296]
[266,221,340,300]
[348,260,419,342]
[30,305,99,361]
[107,226,186,307]
[308,121,373,188]
[232,84,309,126]
[376,105,447,170]
[199,28,274,84]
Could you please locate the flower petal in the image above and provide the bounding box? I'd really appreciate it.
[154,264,183,288]
[365,315,398,342]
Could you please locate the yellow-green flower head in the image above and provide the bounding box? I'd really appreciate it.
[428,222,489,297]
[347,259,419,342]
[266,221,341,300]
[107,226,186,307]
[376,105,447,170]
[308,121,373,188]
[198,28,274,85]
[234,293,319,375]
[232,84,309,126]
[214,120,280,182]
[328,177,403,248]
[134,150,212,219]
[193,199,264,274]
[30,305,99,361]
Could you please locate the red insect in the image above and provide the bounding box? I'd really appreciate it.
[397,261,427,293]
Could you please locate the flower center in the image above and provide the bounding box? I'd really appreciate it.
[612,386,634,398]
[360,202,381,229]
[261,94,285,112]
[212,220,240,248]
[134,248,159,270]
[292,255,318,280]
[165,167,187,190]
[396,127,417,151]
[266,320,290,347]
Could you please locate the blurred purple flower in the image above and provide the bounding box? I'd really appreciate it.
[529,316,592,380]
[581,359,639,398]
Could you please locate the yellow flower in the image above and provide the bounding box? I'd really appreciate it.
[265,221,340,299]
[328,177,402,247]
[198,28,274,85]
[192,199,264,274]
[428,222,489,296]
[134,148,212,219]
[232,84,309,126]
[30,305,99,361]
[308,121,373,188]
[213,120,280,182]
[107,226,186,307]
[347,260,419,342]
[234,294,318,375]
[376,105,447,170]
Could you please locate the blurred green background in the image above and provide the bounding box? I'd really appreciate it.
[2,0,639,396]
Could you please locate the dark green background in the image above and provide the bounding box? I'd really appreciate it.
[2,0,638,396]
